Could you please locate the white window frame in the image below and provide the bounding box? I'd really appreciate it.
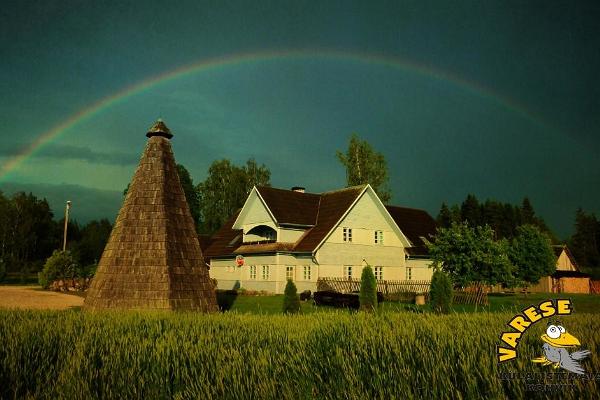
[262,265,269,280]
[406,266,412,280]
[374,230,383,245]
[286,266,295,281]
[344,265,353,280]
[249,265,256,280]
[303,265,311,281]
[343,227,353,242]
[374,266,383,280]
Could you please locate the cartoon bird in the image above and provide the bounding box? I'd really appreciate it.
[532,322,591,374]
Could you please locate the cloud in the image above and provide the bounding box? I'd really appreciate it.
[0,143,138,166]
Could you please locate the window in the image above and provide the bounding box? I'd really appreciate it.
[374,266,383,280]
[343,227,352,242]
[406,267,412,280]
[262,265,270,280]
[286,266,295,281]
[303,265,311,281]
[374,230,383,244]
[249,265,256,280]
[344,266,353,280]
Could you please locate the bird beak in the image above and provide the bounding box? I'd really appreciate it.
[541,332,581,348]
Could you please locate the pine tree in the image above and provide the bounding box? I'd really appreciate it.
[359,265,378,311]
[437,202,453,228]
[430,269,453,314]
[460,194,481,226]
[283,279,301,314]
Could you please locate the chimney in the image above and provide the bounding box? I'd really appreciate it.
[291,186,305,193]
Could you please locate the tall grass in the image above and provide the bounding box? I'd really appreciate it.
[0,310,598,399]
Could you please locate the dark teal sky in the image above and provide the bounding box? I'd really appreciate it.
[1,0,598,238]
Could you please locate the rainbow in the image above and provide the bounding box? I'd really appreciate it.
[0,49,550,181]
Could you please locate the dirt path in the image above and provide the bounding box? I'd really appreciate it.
[0,286,84,310]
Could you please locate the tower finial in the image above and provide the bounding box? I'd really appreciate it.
[146,119,173,139]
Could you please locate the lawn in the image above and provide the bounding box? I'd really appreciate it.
[224,291,600,314]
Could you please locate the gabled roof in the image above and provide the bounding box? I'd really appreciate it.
[385,205,437,256]
[553,244,579,270]
[256,186,320,226]
[203,210,242,261]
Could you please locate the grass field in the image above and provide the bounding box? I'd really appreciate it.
[1,310,599,399]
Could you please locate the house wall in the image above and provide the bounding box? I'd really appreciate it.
[405,259,434,281]
[560,277,590,294]
[528,276,552,293]
[556,251,577,271]
[233,192,277,241]
[210,254,315,294]
[278,228,306,243]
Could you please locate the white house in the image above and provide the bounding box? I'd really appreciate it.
[202,184,437,294]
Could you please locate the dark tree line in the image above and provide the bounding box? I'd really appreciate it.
[436,195,555,241]
[569,208,600,278]
[0,190,112,278]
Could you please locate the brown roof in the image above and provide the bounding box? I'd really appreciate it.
[204,185,437,259]
[84,121,217,312]
[294,186,365,252]
[202,210,243,260]
[385,205,437,256]
[255,186,320,225]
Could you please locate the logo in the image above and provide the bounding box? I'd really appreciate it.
[497,298,591,375]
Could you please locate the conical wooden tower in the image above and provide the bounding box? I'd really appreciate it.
[84,120,218,311]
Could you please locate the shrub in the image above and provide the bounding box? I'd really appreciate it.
[430,269,453,314]
[359,265,378,311]
[283,279,301,314]
[38,250,77,289]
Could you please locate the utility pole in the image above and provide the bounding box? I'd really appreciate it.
[62,200,71,251]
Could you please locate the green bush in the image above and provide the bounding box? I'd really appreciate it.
[430,269,453,314]
[38,250,77,289]
[359,265,378,311]
[283,279,301,314]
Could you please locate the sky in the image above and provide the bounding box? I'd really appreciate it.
[1,0,598,238]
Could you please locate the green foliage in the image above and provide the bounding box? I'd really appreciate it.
[72,219,112,266]
[176,164,202,231]
[509,225,556,286]
[336,133,391,203]
[427,222,514,287]
[359,265,378,311]
[282,279,301,314]
[430,269,453,314]
[1,311,599,399]
[437,194,556,241]
[197,158,271,234]
[38,250,78,289]
[569,208,600,269]
[0,258,6,282]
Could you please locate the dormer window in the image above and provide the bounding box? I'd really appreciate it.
[245,225,277,243]
[343,227,352,242]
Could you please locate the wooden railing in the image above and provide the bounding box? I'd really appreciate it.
[317,277,489,306]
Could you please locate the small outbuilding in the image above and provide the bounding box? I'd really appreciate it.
[529,245,590,294]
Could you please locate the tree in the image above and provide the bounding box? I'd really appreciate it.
[197,158,270,234]
[569,208,600,271]
[74,219,112,266]
[176,164,201,230]
[336,133,391,203]
[38,250,78,289]
[509,225,556,289]
[359,265,378,311]
[0,258,6,283]
[426,222,514,287]
[430,269,452,313]
[283,279,301,314]
[460,194,482,227]
[436,202,453,228]
[520,198,536,225]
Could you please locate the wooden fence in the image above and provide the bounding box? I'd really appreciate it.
[317,277,489,306]
[317,277,430,302]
